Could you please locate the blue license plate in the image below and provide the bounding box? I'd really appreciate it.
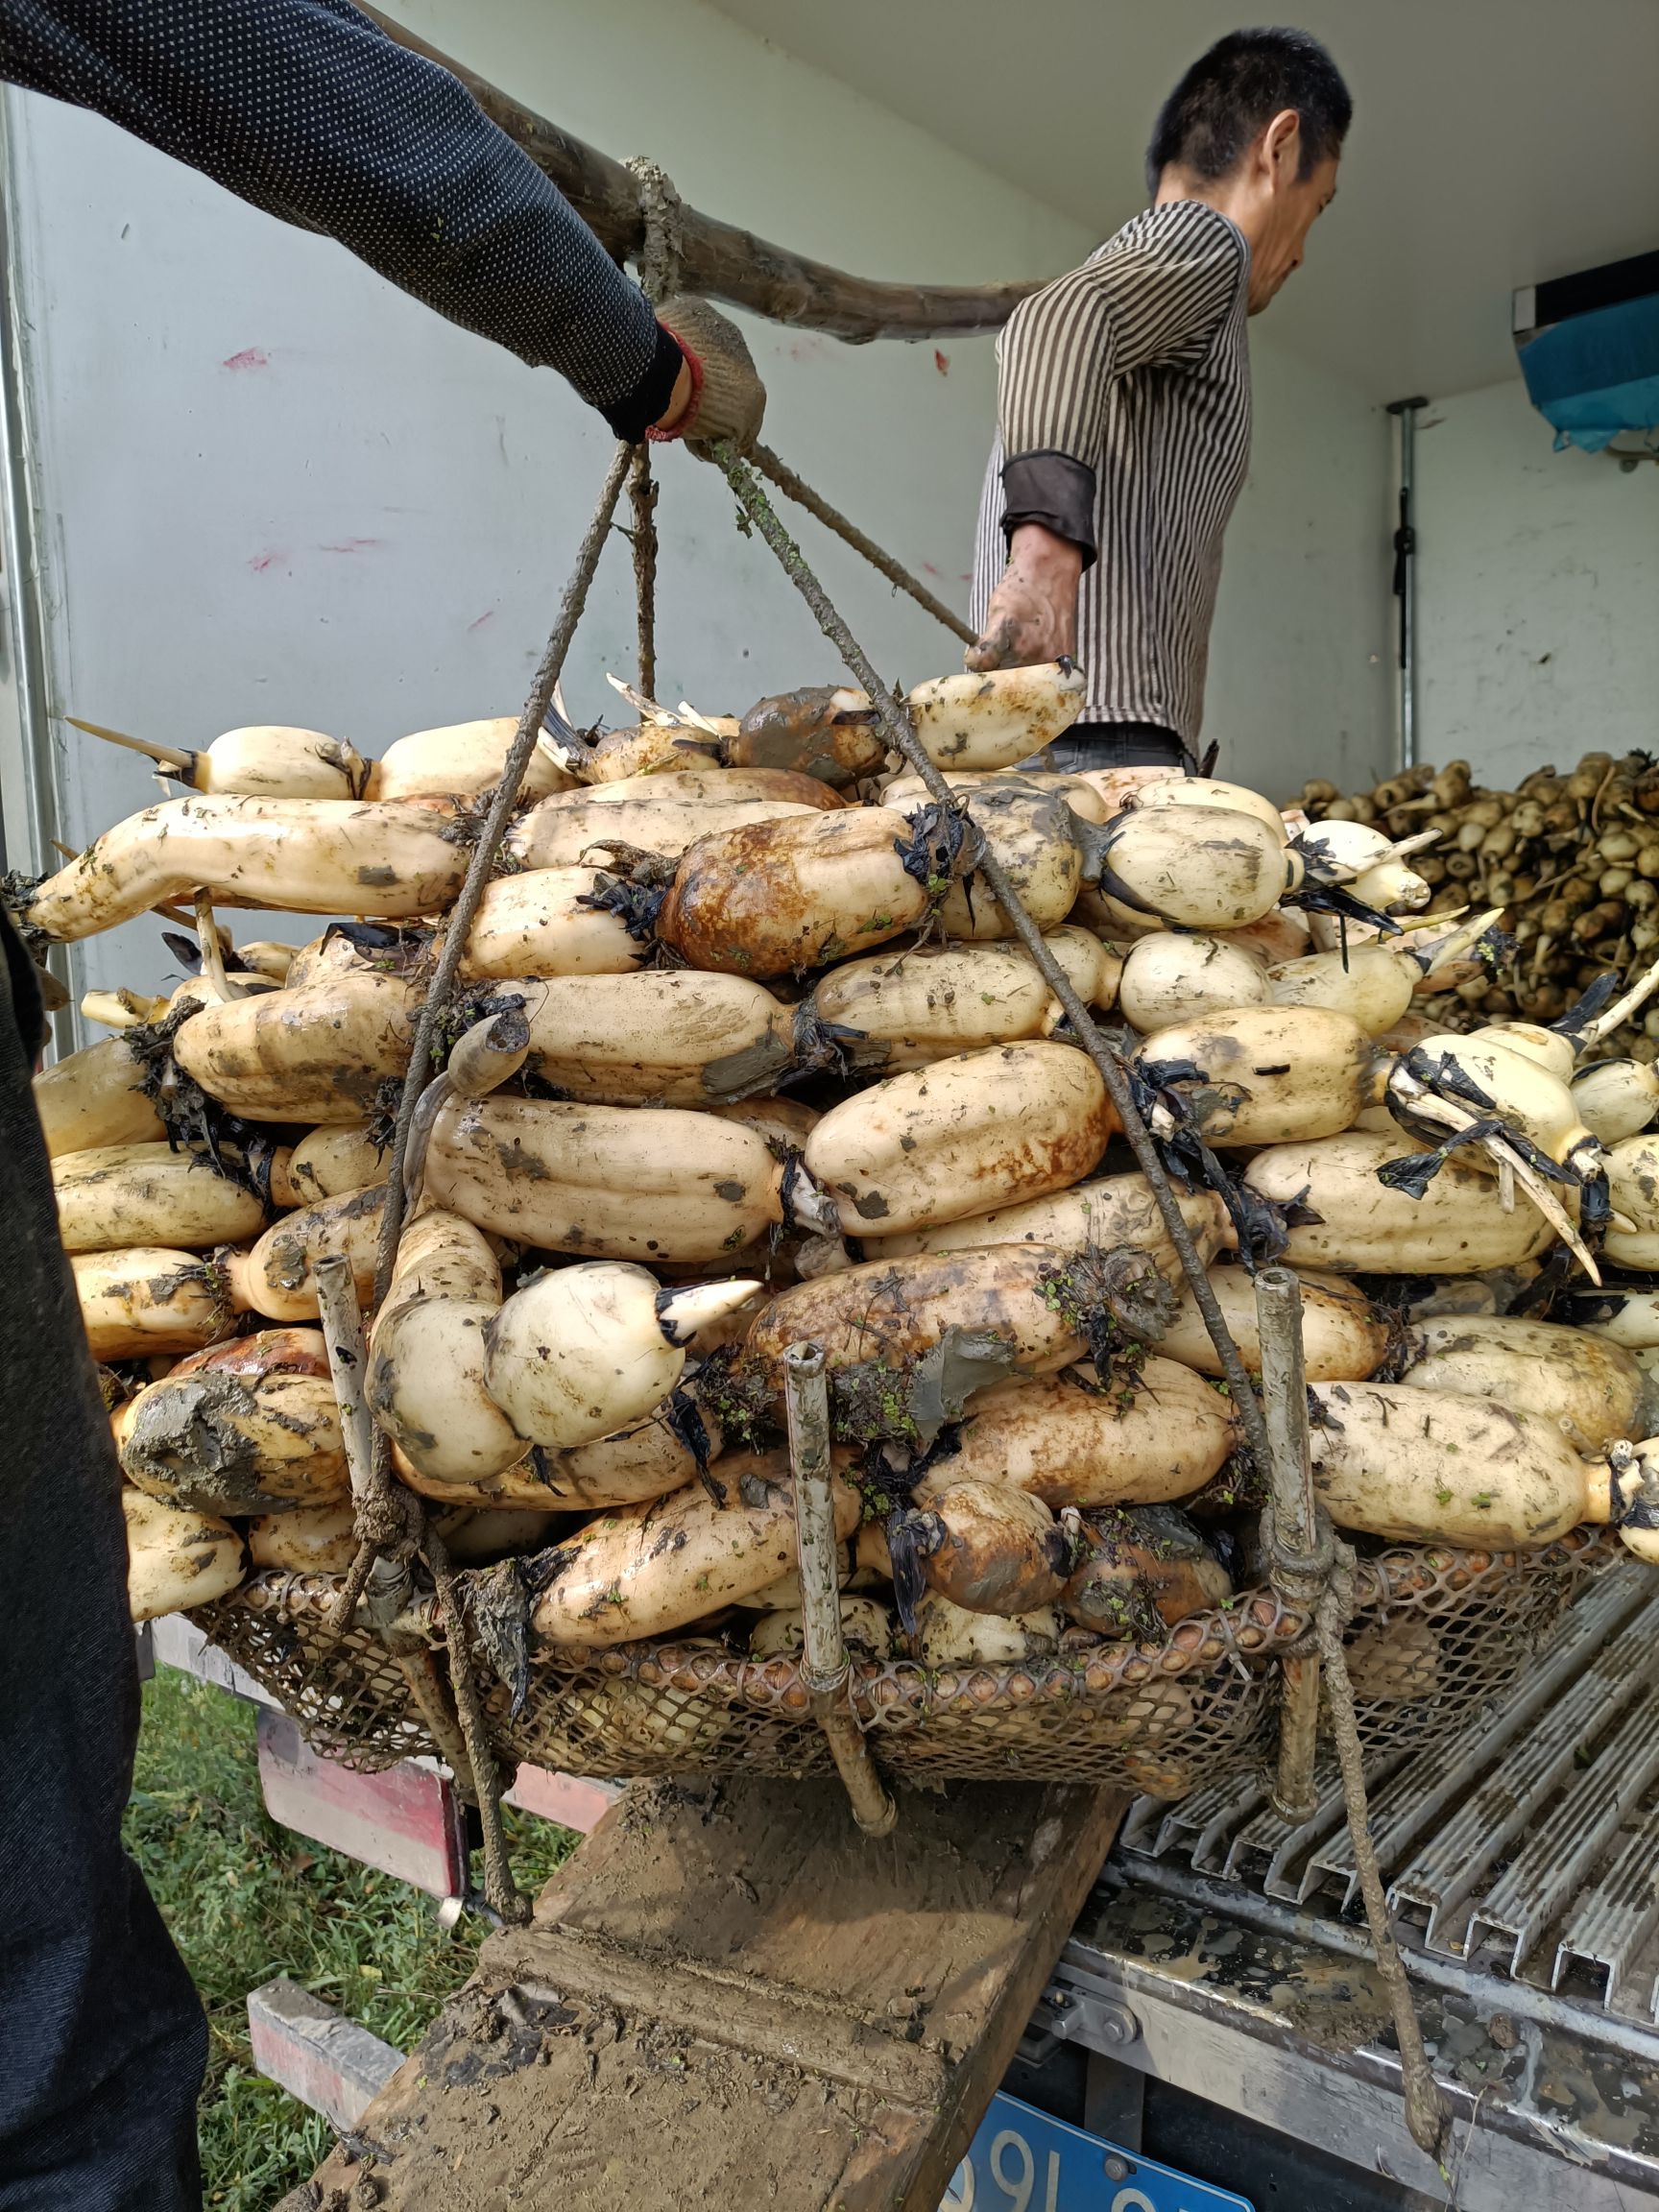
[942,2092,1255,2212]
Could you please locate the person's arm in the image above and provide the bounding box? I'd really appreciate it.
[968,205,1244,670]
[0,0,758,445]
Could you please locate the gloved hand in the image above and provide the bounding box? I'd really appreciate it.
[652,296,766,459]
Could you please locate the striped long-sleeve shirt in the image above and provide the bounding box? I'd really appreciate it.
[0,0,683,439]
[972,200,1252,746]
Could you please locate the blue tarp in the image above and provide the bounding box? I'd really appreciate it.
[1518,293,1659,453]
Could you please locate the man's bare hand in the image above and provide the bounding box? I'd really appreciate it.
[966,522,1084,672]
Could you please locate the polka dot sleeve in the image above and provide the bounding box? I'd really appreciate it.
[0,0,684,438]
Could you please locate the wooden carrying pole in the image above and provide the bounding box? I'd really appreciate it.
[363,8,1044,344]
[781,1341,897,1838]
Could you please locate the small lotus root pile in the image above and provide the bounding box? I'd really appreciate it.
[1294,752,1659,1062]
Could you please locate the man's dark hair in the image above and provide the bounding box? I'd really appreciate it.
[1146,28,1352,193]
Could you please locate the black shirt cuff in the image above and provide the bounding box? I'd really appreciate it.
[601,323,686,442]
[1000,450,1097,568]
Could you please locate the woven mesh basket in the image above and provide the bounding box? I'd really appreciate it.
[1330,1525,1619,1754]
[189,1525,1617,1797]
[190,1573,442,1772]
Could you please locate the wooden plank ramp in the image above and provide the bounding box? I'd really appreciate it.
[296,1774,1126,2212]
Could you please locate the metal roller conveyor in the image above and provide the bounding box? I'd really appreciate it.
[1386,1586,1659,1949]
[1027,1561,1659,2209]
[1303,1563,1649,1908]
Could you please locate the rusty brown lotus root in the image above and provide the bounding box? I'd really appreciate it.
[1063,1506,1232,1637]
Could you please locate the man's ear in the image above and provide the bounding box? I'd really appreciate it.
[1261,108,1303,185]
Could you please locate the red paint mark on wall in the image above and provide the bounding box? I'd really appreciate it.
[468,610,495,632]
[934,349,950,375]
[223,348,270,373]
[248,549,287,574]
[319,538,384,555]
[922,561,944,578]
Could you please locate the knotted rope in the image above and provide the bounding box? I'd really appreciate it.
[624,156,685,307]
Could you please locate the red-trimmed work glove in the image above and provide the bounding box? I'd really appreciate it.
[652,296,766,459]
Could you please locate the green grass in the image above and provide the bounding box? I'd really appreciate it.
[125,1670,577,2211]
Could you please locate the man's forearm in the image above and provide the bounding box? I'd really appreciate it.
[966,521,1083,672]
[0,0,682,436]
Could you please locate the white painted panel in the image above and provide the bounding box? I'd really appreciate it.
[0,0,1388,1003]
[1416,377,1659,785]
[1208,345,1392,801]
[706,0,1659,405]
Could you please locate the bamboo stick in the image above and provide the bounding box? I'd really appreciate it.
[1255,1267,1323,1824]
[782,1340,896,1838]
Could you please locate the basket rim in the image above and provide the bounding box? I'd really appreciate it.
[205,1521,1615,1719]
[187,1525,1615,1790]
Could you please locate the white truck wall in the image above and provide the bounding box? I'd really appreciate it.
[1416,376,1659,785]
[1209,344,1393,803]
[0,0,1388,1000]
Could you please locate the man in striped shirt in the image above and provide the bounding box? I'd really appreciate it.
[969,28,1351,773]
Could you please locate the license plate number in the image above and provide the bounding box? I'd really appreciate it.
[942,2092,1255,2212]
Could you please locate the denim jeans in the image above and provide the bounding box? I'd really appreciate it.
[1046,721,1192,775]
[0,919,204,2211]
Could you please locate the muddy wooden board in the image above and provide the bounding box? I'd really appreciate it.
[295,1774,1127,2212]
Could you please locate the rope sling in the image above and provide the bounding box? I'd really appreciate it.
[314,168,1449,2157]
